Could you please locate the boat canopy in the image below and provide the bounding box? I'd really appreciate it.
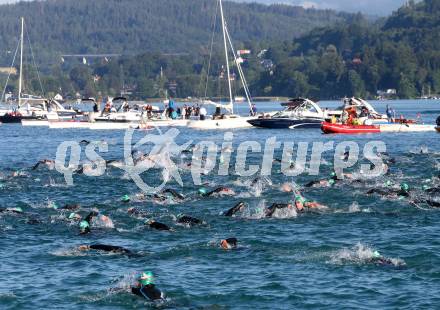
[281,98,323,113]
[342,97,381,116]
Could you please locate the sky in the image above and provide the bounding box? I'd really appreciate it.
[0,0,413,16]
[235,0,411,16]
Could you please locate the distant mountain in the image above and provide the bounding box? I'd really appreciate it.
[0,0,354,65]
[256,0,440,99]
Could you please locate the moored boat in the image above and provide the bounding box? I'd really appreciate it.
[321,122,380,134]
[248,98,324,129]
[322,121,436,134]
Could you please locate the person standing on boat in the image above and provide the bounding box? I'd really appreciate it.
[199,106,207,120]
[250,103,257,116]
[386,105,394,123]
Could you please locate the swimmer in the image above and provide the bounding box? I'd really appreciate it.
[0,207,24,214]
[161,188,185,200]
[369,251,400,267]
[127,207,149,218]
[294,194,326,212]
[220,238,238,250]
[59,204,81,211]
[32,159,55,170]
[147,220,171,231]
[177,215,204,226]
[304,172,340,188]
[199,186,235,197]
[224,202,246,217]
[131,271,164,301]
[77,244,132,255]
[79,211,98,234]
[367,183,411,199]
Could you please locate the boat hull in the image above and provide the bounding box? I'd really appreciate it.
[322,122,436,134]
[0,114,45,123]
[21,120,49,126]
[321,122,380,134]
[187,117,253,130]
[248,118,322,129]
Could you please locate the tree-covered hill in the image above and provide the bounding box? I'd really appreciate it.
[0,0,352,65]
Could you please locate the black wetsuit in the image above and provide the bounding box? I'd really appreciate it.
[204,187,230,197]
[367,188,409,198]
[177,215,203,226]
[80,211,98,234]
[223,237,238,248]
[60,204,81,211]
[132,285,163,301]
[0,208,23,214]
[89,244,131,254]
[32,160,54,170]
[371,257,395,266]
[148,221,170,231]
[128,208,149,217]
[265,203,292,217]
[224,202,246,217]
[162,189,185,200]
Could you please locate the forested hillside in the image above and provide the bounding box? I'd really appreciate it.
[0,0,351,64]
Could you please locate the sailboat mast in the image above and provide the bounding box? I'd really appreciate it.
[219,0,233,113]
[18,17,24,107]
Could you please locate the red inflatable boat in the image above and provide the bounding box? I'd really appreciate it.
[321,122,381,134]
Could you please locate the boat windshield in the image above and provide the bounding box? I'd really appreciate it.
[273,102,318,118]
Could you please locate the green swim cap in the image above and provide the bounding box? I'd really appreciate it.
[330,172,336,177]
[328,179,336,186]
[400,183,410,192]
[198,187,207,195]
[295,195,307,204]
[68,212,78,220]
[422,185,430,191]
[79,221,90,230]
[121,195,130,203]
[372,250,381,259]
[10,207,23,213]
[139,271,154,286]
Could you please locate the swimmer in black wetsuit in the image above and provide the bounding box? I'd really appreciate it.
[367,183,411,198]
[199,186,235,197]
[32,159,55,170]
[79,211,98,234]
[369,251,404,267]
[0,207,24,214]
[162,189,185,200]
[132,271,164,301]
[220,238,238,250]
[59,204,81,211]
[224,202,246,217]
[177,215,203,226]
[77,244,132,255]
[147,220,171,231]
[127,207,149,218]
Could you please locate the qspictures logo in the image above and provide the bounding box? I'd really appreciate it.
[55,127,388,193]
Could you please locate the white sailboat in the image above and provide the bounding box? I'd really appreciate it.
[0,17,76,125]
[187,0,253,130]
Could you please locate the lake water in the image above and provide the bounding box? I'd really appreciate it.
[0,99,439,309]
